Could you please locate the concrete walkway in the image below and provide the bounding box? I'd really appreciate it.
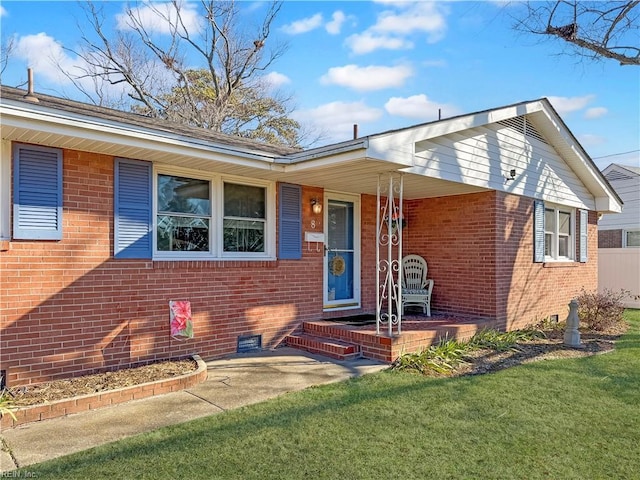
[0,348,388,472]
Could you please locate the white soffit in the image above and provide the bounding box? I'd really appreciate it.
[0,101,285,173]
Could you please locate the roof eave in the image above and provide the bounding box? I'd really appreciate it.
[0,100,285,171]
[536,99,624,212]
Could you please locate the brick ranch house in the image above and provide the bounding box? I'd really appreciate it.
[0,85,621,387]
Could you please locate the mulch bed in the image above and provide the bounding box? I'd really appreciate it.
[441,323,628,377]
[6,359,198,407]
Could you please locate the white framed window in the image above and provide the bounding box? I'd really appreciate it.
[153,166,274,260]
[624,229,640,248]
[544,204,575,261]
[222,182,267,254]
[156,174,212,254]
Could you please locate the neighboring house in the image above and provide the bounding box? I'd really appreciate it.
[598,163,640,308]
[0,85,622,387]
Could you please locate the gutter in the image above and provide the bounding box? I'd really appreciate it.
[0,100,286,169]
[277,138,369,164]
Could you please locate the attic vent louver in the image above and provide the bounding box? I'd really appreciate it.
[497,116,548,145]
[605,171,633,182]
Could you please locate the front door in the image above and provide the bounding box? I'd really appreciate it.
[324,193,360,309]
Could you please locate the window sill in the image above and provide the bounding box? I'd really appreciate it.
[152,259,278,270]
[543,261,579,268]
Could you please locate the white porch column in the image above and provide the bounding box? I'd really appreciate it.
[376,173,403,335]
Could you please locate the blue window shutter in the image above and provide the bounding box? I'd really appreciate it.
[13,145,63,240]
[579,209,588,263]
[278,183,302,260]
[114,159,152,258]
[533,200,545,263]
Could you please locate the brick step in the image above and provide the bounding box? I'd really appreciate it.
[286,333,361,361]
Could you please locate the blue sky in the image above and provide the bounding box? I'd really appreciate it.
[1,1,639,171]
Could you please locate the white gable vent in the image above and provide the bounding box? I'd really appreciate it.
[497,116,548,145]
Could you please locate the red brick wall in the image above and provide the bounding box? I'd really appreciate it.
[0,148,601,386]
[1,149,325,386]
[403,191,598,330]
[496,193,598,330]
[404,192,499,318]
[357,194,378,313]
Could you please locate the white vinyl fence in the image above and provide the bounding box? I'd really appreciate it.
[598,248,640,309]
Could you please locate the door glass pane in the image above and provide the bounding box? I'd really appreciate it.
[327,200,355,302]
[328,201,353,250]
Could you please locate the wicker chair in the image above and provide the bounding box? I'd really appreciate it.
[401,254,434,316]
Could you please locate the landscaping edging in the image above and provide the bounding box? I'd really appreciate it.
[1,355,207,429]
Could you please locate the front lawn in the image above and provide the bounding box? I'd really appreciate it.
[20,310,640,479]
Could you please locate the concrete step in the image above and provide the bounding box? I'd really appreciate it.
[285,333,361,361]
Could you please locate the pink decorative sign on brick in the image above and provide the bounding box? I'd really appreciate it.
[170,300,194,339]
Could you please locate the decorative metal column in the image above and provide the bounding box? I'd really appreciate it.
[376,173,404,336]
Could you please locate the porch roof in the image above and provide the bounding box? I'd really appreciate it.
[0,86,622,212]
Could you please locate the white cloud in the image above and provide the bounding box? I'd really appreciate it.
[346,2,449,54]
[15,33,74,86]
[293,100,383,143]
[385,94,461,121]
[116,2,202,35]
[14,32,157,100]
[281,13,323,35]
[0,6,7,17]
[547,95,596,115]
[345,32,413,55]
[585,107,608,119]
[262,71,290,89]
[372,2,448,41]
[326,11,347,35]
[320,64,413,91]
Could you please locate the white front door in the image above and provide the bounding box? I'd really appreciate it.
[324,192,360,309]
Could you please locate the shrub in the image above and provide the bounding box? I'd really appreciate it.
[536,316,565,333]
[0,376,17,421]
[392,328,544,375]
[392,336,468,375]
[468,328,544,352]
[575,288,634,331]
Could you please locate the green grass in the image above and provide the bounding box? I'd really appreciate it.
[19,310,640,479]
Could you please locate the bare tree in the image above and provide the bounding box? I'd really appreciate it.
[1,34,16,80]
[66,0,302,146]
[512,1,640,66]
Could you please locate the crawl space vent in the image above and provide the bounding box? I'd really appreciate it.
[237,334,262,353]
